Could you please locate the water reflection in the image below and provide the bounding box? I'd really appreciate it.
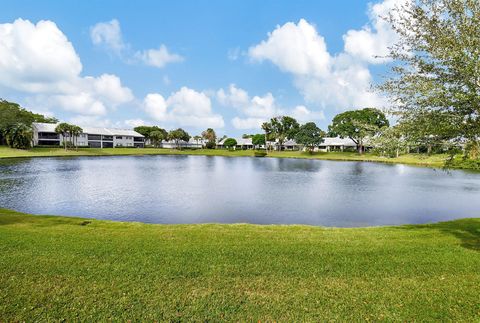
[0,155,479,227]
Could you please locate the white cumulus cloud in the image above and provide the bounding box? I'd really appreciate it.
[0,19,133,117]
[246,0,404,112]
[144,87,224,128]
[135,45,184,68]
[217,84,324,130]
[90,19,125,54]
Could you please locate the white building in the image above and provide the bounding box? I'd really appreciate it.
[32,123,145,148]
[318,137,357,152]
[216,136,358,151]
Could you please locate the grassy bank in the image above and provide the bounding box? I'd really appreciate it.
[0,209,479,321]
[0,145,448,168]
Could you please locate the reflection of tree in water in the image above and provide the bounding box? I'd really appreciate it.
[351,162,363,175]
[264,158,322,173]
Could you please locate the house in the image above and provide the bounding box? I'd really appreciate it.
[217,137,258,150]
[317,137,358,152]
[160,138,205,149]
[32,123,145,148]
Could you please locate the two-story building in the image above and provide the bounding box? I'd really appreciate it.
[32,123,145,148]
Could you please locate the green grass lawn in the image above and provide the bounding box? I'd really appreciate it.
[0,145,449,168]
[0,208,479,321]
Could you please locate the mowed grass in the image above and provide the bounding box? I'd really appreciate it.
[0,145,448,168]
[0,209,479,321]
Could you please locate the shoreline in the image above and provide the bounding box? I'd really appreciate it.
[0,146,450,169]
[3,208,477,229]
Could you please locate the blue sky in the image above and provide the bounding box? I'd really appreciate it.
[0,0,401,136]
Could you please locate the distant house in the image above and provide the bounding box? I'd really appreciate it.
[32,122,145,148]
[217,137,258,150]
[216,136,359,152]
[318,137,357,152]
[161,138,205,149]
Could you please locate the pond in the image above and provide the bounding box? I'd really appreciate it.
[0,155,479,227]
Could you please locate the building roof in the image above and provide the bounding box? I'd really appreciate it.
[32,123,144,137]
[321,137,357,147]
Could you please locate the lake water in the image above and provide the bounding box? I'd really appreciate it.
[0,155,479,227]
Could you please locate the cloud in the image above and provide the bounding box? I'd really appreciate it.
[248,19,330,77]
[135,45,184,68]
[0,19,133,117]
[0,18,82,93]
[246,0,402,111]
[231,117,266,130]
[90,19,125,54]
[217,84,324,129]
[291,105,325,122]
[124,119,149,128]
[144,87,225,128]
[343,0,406,64]
[90,19,183,69]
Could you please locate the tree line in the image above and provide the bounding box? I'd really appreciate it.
[0,99,57,149]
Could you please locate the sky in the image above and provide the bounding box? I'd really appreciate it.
[0,0,404,136]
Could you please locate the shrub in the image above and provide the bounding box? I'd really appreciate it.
[254,151,267,157]
[205,141,216,149]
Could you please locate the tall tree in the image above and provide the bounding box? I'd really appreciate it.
[379,0,480,159]
[261,122,272,152]
[149,130,167,148]
[55,123,71,151]
[251,134,266,149]
[193,135,202,148]
[270,116,299,151]
[168,128,190,149]
[294,122,326,153]
[69,125,83,150]
[201,128,217,145]
[328,108,389,154]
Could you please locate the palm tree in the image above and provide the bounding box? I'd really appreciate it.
[55,123,71,151]
[70,125,83,150]
[193,135,202,148]
[261,122,271,152]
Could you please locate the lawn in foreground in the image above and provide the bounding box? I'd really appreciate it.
[0,209,479,321]
[0,145,448,168]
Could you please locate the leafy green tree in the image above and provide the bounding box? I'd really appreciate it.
[270,116,299,151]
[223,138,237,149]
[251,134,266,149]
[5,123,32,149]
[201,128,217,148]
[294,122,326,152]
[149,130,167,148]
[328,108,389,154]
[168,128,190,149]
[0,99,57,145]
[379,0,480,159]
[134,126,167,146]
[371,126,408,158]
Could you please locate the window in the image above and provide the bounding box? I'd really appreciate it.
[102,135,113,141]
[88,134,101,141]
[38,132,59,139]
[115,136,123,139]
[88,141,101,148]
[134,137,144,142]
